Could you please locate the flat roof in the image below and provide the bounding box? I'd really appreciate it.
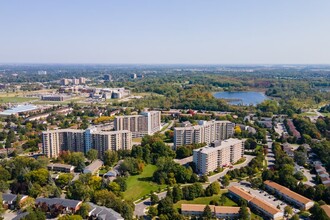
[181,204,242,214]
[0,105,39,116]
[84,159,103,172]
[47,163,74,169]
[193,138,243,154]
[264,180,313,205]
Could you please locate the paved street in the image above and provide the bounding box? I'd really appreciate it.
[173,156,193,166]
[274,123,287,136]
[134,155,255,217]
[265,133,275,169]
[208,155,255,183]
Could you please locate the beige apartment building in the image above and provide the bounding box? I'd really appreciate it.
[42,129,131,158]
[174,120,234,148]
[114,111,161,138]
[193,138,244,174]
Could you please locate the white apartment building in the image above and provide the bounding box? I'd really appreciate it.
[42,129,132,158]
[174,120,234,147]
[114,111,161,138]
[193,138,244,174]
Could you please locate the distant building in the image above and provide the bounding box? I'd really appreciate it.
[264,180,314,210]
[79,77,86,84]
[42,129,132,158]
[60,78,70,86]
[0,105,39,117]
[228,186,284,220]
[104,74,112,81]
[38,70,47,75]
[174,120,235,148]
[193,138,245,174]
[130,73,137,79]
[83,159,103,174]
[181,204,247,219]
[41,94,69,101]
[72,78,80,85]
[47,163,75,173]
[114,111,161,138]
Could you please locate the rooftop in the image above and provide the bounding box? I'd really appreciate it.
[88,202,124,220]
[181,204,242,214]
[84,159,103,172]
[36,198,82,209]
[0,105,39,116]
[264,180,313,205]
[193,138,243,154]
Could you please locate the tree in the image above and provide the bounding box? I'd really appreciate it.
[113,177,127,192]
[22,208,46,220]
[150,193,159,205]
[148,206,158,217]
[221,175,230,187]
[56,173,74,188]
[86,149,98,162]
[203,205,213,219]
[158,197,174,216]
[76,203,90,219]
[205,181,221,196]
[284,206,293,216]
[58,215,83,220]
[294,151,306,166]
[220,194,227,205]
[250,177,263,189]
[0,193,4,217]
[239,205,250,220]
[172,185,183,203]
[290,214,299,220]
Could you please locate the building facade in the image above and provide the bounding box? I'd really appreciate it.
[42,129,132,158]
[174,120,234,148]
[228,186,284,220]
[264,180,314,210]
[193,138,245,174]
[114,111,161,138]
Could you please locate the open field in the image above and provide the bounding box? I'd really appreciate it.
[0,96,37,103]
[124,164,166,201]
[173,191,237,210]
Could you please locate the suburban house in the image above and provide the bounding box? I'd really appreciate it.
[83,159,103,174]
[88,202,124,220]
[35,198,82,214]
[2,194,28,209]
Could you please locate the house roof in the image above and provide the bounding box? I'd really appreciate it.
[181,204,242,214]
[228,186,254,201]
[84,159,103,173]
[250,197,281,215]
[2,193,17,202]
[264,180,313,205]
[321,205,330,218]
[88,202,124,220]
[35,198,82,209]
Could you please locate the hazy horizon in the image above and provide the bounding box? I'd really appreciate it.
[1,0,330,64]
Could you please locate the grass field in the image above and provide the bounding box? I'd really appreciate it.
[124,164,165,201]
[173,191,237,210]
[0,96,37,103]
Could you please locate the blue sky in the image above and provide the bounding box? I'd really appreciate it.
[1,0,330,64]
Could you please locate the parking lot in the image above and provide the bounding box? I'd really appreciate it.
[230,181,300,214]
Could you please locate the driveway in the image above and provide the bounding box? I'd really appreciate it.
[265,134,275,168]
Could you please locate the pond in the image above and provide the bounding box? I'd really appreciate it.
[213,91,268,106]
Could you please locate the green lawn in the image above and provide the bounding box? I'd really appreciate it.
[124,164,165,201]
[173,191,237,210]
[0,96,37,103]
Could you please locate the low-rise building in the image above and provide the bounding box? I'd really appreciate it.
[181,204,247,219]
[88,202,124,220]
[321,205,330,218]
[2,194,28,210]
[35,198,82,214]
[264,180,314,210]
[228,186,284,220]
[41,94,70,101]
[83,159,103,174]
[47,163,75,173]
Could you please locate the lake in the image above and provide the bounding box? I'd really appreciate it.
[213,91,268,106]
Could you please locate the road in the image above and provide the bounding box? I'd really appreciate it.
[265,133,275,169]
[274,123,286,136]
[160,120,175,134]
[208,155,255,183]
[133,154,255,217]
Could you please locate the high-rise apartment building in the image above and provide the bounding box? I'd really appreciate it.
[114,111,161,138]
[174,120,234,147]
[193,138,244,174]
[42,129,131,158]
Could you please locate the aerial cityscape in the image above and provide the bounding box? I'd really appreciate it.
[1,1,330,220]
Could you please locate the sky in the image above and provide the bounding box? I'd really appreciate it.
[1,0,330,64]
